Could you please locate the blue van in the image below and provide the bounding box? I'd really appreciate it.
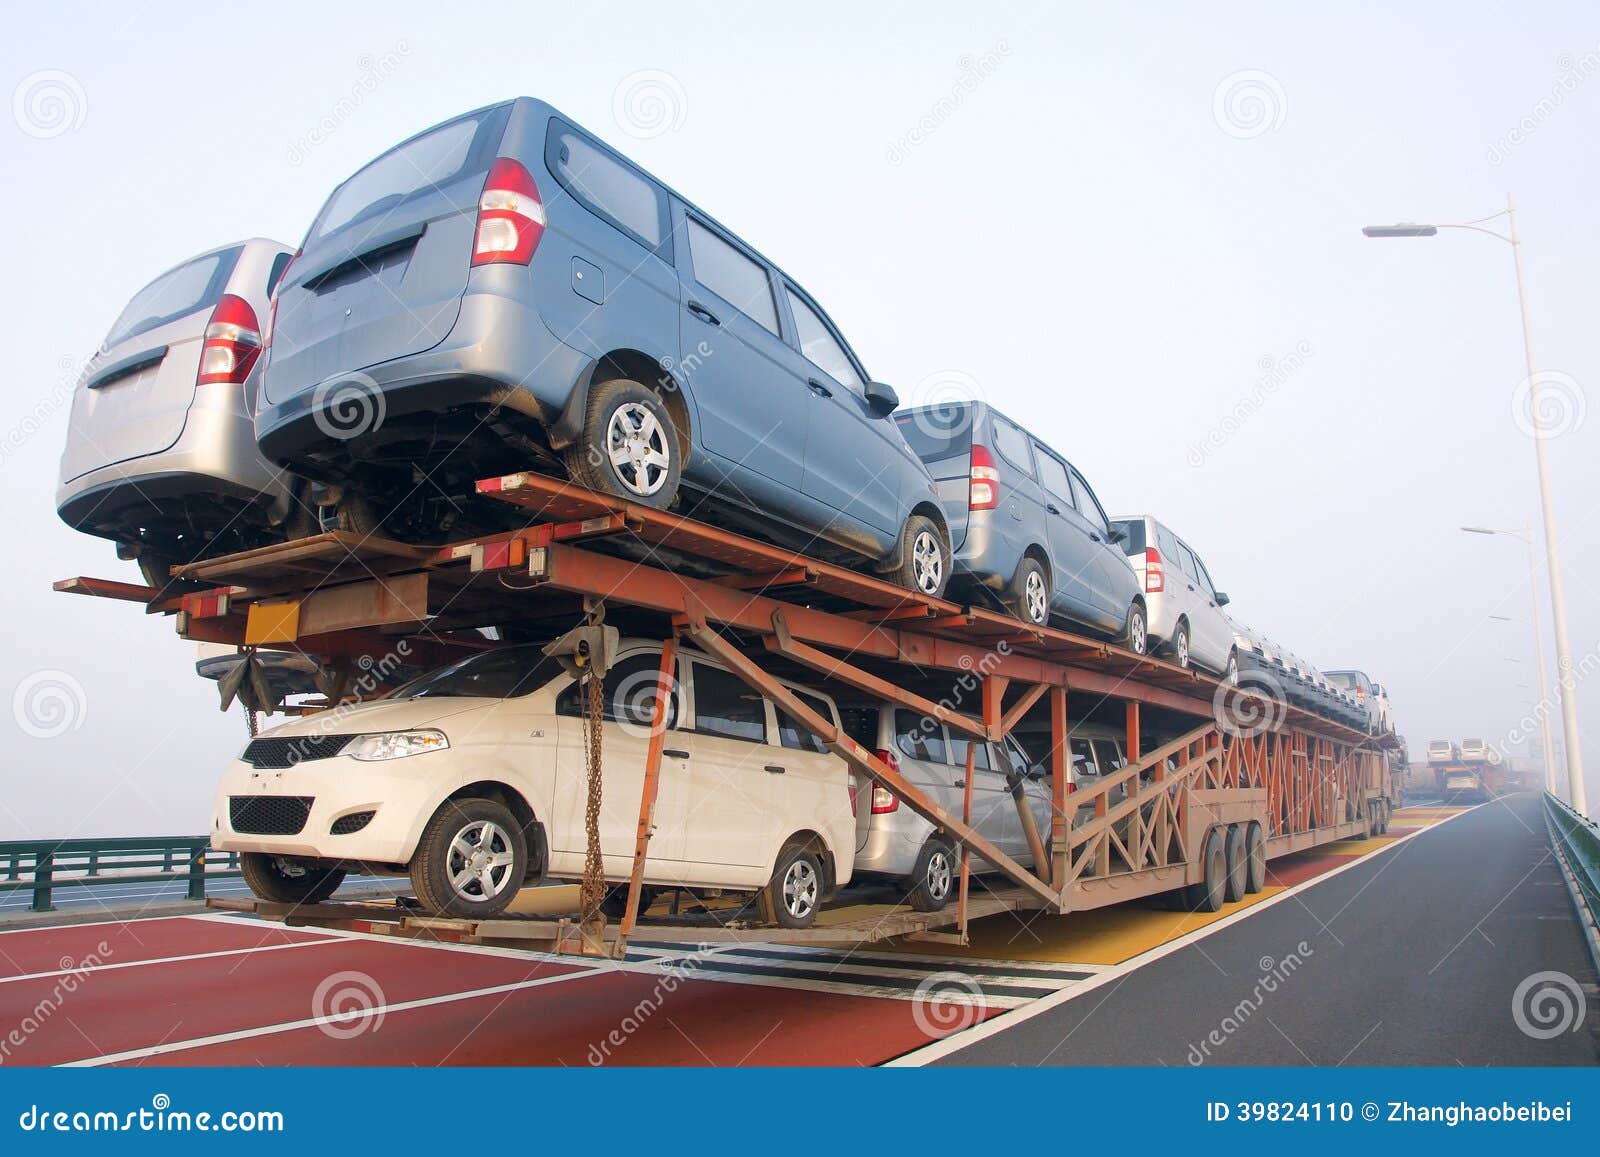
[257,97,950,595]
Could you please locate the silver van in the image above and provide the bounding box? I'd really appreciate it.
[1111,514,1234,675]
[57,239,297,585]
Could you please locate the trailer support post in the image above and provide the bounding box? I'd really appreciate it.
[617,634,679,946]
[1050,686,1070,892]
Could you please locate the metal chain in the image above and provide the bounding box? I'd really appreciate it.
[244,705,258,738]
[579,669,606,923]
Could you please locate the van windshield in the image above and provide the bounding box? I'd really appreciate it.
[894,404,973,462]
[389,645,560,700]
[104,247,240,347]
[1110,519,1145,556]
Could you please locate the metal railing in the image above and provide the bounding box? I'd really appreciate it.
[1545,792,1600,941]
[0,837,241,913]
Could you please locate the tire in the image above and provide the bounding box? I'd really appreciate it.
[563,378,682,509]
[599,883,657,921]
[1122,602,1149,656]
[1223,823,1248,903]
[1224,649,1240,685]
[905,839,957,912]
[887,514,951,598]
[1178,828,1227,913]
[1243,822,1267,894]
[1170,620,1192,669]
[763,842,826,928]
[136,554,175,589]
[408,797,528,919]
[286,491,380,539]
[239,852,345,906]
[1007,557,1050,626]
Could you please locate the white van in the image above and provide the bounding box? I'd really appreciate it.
[1111,515,1235,675]
[213,640,856,927]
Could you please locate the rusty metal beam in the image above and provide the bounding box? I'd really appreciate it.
[618,635,678,942]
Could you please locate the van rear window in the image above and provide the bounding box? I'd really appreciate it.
[104,247,240,347]
[894,405,973,462]
[1110,519,1145,556]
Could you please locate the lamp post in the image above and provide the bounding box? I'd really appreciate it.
[1365,196,1586,814]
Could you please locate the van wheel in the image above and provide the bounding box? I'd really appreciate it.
[889,514,950,598]
[565,379,682,508]
[1178,828,1227,913]
[1225,649,1240,685]
[240,853,345,906]
[906,839,956,912]
[1123,603,1149,656]
[1244,822,1267,893]
[1170,621,1191,669]
[1223,824,1248,903]
[1008,557,1050,626]
[136,553,175,590]
[762,842,825,928]
[409,797,527,919]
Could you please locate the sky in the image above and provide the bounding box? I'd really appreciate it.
[1,0,1597,838]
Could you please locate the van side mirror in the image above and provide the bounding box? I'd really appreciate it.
[864,380,899,417]
[1215,592,1230,606]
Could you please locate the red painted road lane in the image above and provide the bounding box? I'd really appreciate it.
[1264,852,1349,889]
[0,917,325,979]
[130,970,997,1067]
[0,933,587,1066]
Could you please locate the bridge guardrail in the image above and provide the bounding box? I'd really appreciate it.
[0,837,241,913]
[1544,792,1600,951]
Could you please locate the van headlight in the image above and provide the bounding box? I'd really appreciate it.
[346,730,450,761]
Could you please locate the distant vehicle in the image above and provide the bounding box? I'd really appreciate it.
[1226,620,1265,683]
[256,97,950,596]
[1441,769,1485,800]
[57,239,297,586]
[1427,739,1460,764]
[215,640,856,926]
[1460,737,1488,763]
[1111,515,1234,674]
[1370,682,1395,734]
[838,702,1049,911]
[893,401,1145,648]
[1326,669,1384,735]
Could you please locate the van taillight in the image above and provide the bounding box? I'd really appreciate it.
[969,445,999,511]
[871,748,901,812]
[1144,547,1164,593]
[472,157,546,266]
[196,294,262,385]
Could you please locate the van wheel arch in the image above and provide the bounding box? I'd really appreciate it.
[880,503,950,572]
[444,781,547,886]
[774,830,836,899]
[552,349,693,467]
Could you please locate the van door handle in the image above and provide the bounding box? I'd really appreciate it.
[807,379,833,398]
[1046,503,1061,516]
[954,779,966,788]
[686,301,720,326]
[764,764,786,774]
[664,748,690,759]
[1090,532,1102,543]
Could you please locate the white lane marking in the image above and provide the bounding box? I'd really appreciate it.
[0,937,343,984]
[0,912,215,936]
[887,802,1488,1066]
[63,965,616,1067]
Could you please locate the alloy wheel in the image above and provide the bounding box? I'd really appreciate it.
[783,858,820,920]
[446,819,517,903]
[606,402,671,497]
[912,530,944,595]
[1024,569,1048,624]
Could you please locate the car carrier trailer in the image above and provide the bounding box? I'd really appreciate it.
[57,471,1400,958]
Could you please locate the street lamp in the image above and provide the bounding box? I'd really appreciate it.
[1463,524,1561,799]
[1364,195,1585,815]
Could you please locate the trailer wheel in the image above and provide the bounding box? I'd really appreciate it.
[1244,823,1267,894]
[565,378,682,509]
[1179,828,1227,913]
[1223,824,1249,903]
[762,842,825,928]
[905,838,956,912]
[240,853,345,906]
[408,797,527,919]
[600,883,657,921]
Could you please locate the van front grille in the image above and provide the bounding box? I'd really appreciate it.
[230,796,313,836]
